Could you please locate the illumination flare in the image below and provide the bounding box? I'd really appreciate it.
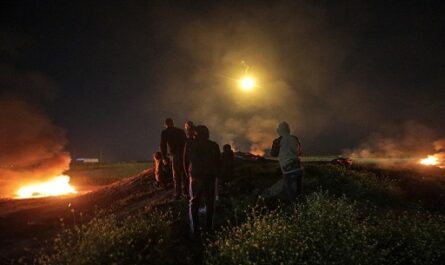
[240,76,255,91]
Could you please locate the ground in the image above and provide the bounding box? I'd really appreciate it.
[0,158,444,264]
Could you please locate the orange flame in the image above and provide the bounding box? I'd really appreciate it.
[16,175,77,199]
[250,149,265,157]
[419,155,439,166]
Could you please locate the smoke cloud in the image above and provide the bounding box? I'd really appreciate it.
[0,67,70,197]
[345,120,445,167]
[152,2,353,154]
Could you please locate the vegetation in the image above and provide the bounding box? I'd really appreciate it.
[30,161,445,265]
[206,192,445,265]
[36,210,176,265]
[68,162,152,185]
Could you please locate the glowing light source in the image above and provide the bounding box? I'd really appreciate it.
[419,155,439,166]
[16,175,77,199]
[240,76,255,91]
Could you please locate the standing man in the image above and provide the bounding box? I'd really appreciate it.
[184,125,220,236]
[270,121,303,201]
[160,118,187,200]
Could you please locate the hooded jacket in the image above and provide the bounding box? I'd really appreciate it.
[270,122,302,173]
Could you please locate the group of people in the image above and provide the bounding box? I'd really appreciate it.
[153,118,234,236]
[153,118,302,236]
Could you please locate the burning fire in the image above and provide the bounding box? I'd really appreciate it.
[250,149,265,157]
[16,175,77,199]
[419,155,439,166]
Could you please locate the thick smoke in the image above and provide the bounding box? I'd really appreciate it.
[0,67,70,197]
[154,2,351,154]
[345,121,445,166]
[147,1,444,156]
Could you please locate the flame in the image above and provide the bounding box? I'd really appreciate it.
[250,149,265,157]
[419,155,439,166]
[16,175,77,199]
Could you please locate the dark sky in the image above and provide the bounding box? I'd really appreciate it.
[1,0,444,161]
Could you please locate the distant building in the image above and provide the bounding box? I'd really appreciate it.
[75,158,99,163]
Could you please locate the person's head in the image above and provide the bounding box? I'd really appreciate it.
[223,144,232,152]
[153,151,162,160]
[164,118,174,128]
[184,120,194,131]
[195,125,209,140]
[277,121,290,136]
[184,120,196,138]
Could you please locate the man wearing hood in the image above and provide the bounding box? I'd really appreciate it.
[270,121,303,200]
[184,125,221,236]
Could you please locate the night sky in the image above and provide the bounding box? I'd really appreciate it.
[1,0,444,162]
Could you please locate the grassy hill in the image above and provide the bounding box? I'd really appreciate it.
[6,159,445,264]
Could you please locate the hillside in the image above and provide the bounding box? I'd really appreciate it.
[1,158,445,264]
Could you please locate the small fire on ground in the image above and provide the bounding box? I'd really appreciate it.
[418,154,444,168]
[16,175,77,199]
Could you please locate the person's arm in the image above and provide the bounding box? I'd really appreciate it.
[160,130,168,160]
[295,136,303,156]
[297,141,303,156]
[270,137,281,157]
[183,141,191,179]
[214,143,221,175]
[181,129,187,145]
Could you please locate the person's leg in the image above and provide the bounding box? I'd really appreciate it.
[171,155,181,198]
[283,173,292,201]
[204,179,216,231]
[295,170,303,197]
[189,179,203,236]
[182,168,189,197]
[284,173,297,201]
[174,153,188,197]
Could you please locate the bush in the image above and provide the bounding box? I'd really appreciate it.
[36,210,175,265]
[205,192,445,265]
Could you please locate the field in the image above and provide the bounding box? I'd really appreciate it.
[67,162,153,186]
[1,158,445,264]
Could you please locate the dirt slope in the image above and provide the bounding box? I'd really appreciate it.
[0,168,172,263]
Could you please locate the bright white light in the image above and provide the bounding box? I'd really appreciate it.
[240,77,255,91]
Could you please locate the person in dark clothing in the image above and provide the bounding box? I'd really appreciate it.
[153,151,171,188]
[184,121,197,196]
[160,118,187,199]
[221,144,234,184]
[184,125,220,236]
